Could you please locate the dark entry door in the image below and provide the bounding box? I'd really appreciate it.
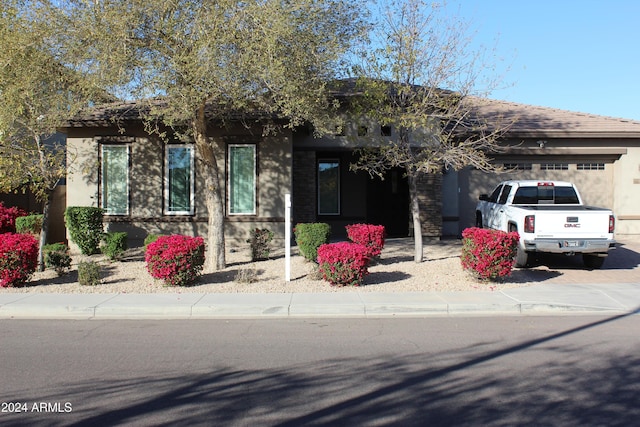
[366,168,410,237]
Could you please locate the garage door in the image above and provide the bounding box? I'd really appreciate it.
[451,160,613,235]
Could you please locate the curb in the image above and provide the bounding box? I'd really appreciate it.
[0,290,636,320]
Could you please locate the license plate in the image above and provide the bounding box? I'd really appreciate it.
[564,241,579,247]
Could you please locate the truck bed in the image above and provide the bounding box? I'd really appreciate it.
[512,205,611,212]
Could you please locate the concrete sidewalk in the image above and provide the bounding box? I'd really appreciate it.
[1,283,639,319]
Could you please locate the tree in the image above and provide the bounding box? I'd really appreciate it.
[0,1,102,270]
[349,0,512,262]
[55,0,367,271]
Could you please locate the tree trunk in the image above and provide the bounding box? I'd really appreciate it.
[192,105,226,272]
[408,173,423,263]
[37,191,53,272]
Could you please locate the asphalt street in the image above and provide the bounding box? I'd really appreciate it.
[1,316,639,426]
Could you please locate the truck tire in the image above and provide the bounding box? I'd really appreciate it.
[475,212,483,228]
[515,247,533,268]
[510,224,532,268]
[583,254,605,269]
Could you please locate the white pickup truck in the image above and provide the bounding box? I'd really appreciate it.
[475,180,615,269]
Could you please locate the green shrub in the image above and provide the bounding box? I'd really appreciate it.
[44,242,68,253]
[15,214,43,235]
[294,223,331,262]
[144,233,161,248]
[247,228,274,261]
[102,232,128,261]
[43,243,71,276]
[64,207,104,255]
[78,261,101,286]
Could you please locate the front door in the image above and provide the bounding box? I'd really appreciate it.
[366,168,410,237]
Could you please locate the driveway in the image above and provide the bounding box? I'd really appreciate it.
[510,236,640,285]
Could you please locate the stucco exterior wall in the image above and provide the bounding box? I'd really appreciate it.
[67,136,99,209]
[614,147,640,235]
[452,152,636,237]
[66,126,293,248]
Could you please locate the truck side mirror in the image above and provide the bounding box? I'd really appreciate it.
[479,194,488,201]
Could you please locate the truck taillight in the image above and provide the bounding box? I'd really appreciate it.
[524,215,535,233]
[609,215,615,233]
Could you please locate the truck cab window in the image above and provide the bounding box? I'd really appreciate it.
[488,185,503,203]
[498,185,512,204]
[554,186,580,204]
[513,187,538,204]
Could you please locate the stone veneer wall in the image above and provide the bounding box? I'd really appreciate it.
[292,150,316,224]
[293,150,443,237]
[416,173,442,237]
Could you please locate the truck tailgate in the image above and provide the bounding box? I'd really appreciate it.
[529,207,612,238]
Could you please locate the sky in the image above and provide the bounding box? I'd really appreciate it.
[439,0,640,121]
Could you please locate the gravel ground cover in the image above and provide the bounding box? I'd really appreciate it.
[4,236,639,294]
[3,238,544,294]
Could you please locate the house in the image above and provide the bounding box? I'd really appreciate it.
[60,98,640,250]
[0,132,68,243]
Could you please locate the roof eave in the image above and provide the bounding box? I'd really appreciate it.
[506,130,640,139]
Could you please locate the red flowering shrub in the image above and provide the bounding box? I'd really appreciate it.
[460,227,519,281]
[0,203,27,234]
[346,223,385,257]
[145,235,205,286]
[317,242,371,286]
[0,233,39,287]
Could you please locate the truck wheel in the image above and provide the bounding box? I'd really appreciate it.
[475,213,483,228]
[509,224,531,267]
[515,247,533,268]
[583,254,605,269]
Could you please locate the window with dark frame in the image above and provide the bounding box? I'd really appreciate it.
[540,163,568,170]
[502,163,532,171]
[577,163,605,170]
[318,160,340,215]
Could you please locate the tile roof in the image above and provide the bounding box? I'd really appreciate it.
[64,101,144,127]
[63,99,278,128]
[65,94,640,139]
[468,97,640,138]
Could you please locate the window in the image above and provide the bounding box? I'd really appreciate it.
[498,185,512,204]
[554,186,580,204]
[101,145,129,215]
[487,185,503,203]
[512,185,579,205]
[165,145,194,215]
[540,163,568,170]
[503,163,532,171]
[358,125,368,136]
[228,144,256,215]
[577,163,605,170]
[381,125,392,136]
[318,160,340,215]
[512,187,537,204]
